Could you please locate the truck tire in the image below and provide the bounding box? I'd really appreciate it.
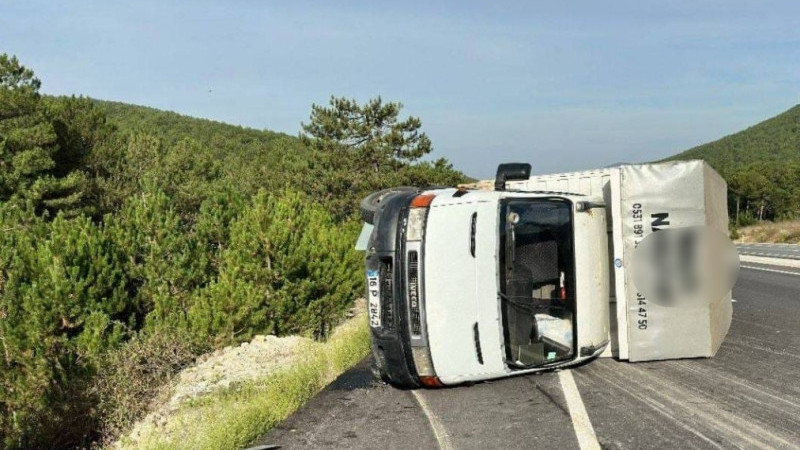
[360,186,418,224]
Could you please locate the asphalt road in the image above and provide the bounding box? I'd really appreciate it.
[252,263,800,450]
[737,243,800,260]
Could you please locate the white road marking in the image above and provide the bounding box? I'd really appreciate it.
[558,370,601,450]
[740,265,800,276]
[411,390,454,450]
[732,298,737,303]
[742,252,800,260]
[737,242,800,261]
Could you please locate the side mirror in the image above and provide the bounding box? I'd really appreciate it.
[495,163,532,191]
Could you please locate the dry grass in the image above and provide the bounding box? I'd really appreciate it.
[94,328,205,445]
[115,311,371,450]
[735,220,800,244]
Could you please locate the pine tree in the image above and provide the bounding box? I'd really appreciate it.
[0,54,88,217]
[301,96,433,171]
[299,96,463,220]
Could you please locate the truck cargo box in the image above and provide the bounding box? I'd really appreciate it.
[506,160,732,362]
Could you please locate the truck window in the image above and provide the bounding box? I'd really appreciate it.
[499,198,576,368]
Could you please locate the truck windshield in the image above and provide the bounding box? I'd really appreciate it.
[499,198,576,368]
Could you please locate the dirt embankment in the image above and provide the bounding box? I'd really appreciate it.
[120,333,312,446]
[117,300,368,449]
[736,221,800,244]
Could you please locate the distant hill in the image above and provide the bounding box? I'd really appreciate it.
[97,100,294,143]
[86,99,323,212]
[94,99,311,162]
[667,104,800,176]
[88,99,465,217]
[667,104,800,222]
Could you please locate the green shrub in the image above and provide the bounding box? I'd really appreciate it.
[187,191,362,345]
[94,327,205,444]
[728,225,740,240]
[0,207,132,448]
[104,189,212,335]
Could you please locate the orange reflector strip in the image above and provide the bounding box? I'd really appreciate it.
[411,194,436,208]
[419,376,444,388]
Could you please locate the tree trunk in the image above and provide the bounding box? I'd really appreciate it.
[735,195,740,226]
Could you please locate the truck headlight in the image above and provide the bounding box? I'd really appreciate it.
[407,208,427,241]
[407,194,435,241]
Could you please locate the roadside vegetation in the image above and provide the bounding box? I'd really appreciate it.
[734,220,800,244]
[121,308,370,450]
[0,53,463,449]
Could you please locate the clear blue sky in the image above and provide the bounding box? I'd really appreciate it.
[2,1,799,177]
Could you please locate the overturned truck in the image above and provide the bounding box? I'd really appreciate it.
[356,160,737,388]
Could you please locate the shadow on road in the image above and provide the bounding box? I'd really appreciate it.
[328,358,376,392]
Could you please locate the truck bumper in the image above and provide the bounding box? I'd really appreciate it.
[365,191,421,389]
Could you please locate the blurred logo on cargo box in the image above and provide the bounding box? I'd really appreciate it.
[630,226,739,307]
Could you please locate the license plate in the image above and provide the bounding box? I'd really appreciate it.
[367,270,381,327]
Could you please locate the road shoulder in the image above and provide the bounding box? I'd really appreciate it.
[739,254,800,268]
[250,359,439,450]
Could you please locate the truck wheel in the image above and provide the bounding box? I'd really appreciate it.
[360,186,418,224]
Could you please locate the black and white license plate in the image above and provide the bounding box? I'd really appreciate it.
[366,269,381,327]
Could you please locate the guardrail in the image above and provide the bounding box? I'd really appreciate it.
[736,243,800,260]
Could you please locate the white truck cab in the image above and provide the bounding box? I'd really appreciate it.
[356,160,738,388]
[363,164,610,388]
[360,160,736,388]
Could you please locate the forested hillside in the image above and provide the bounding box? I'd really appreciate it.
[667,105,800,223]
[670,105,800,173]
[0,54,465,449]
